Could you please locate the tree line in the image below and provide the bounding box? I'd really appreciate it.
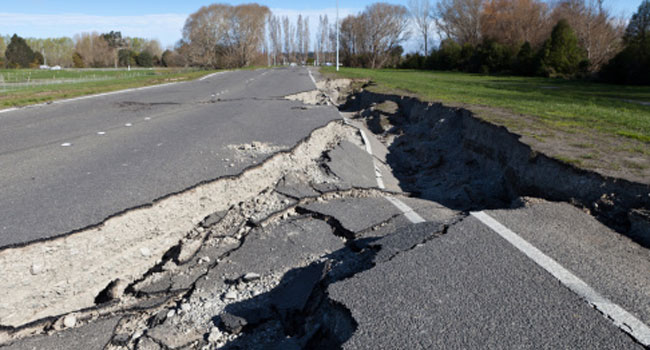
[0,32,163,69]
[1,0,649,84]
[401,0,650,84]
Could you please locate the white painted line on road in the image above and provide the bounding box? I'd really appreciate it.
[0,107,18,114]
[199,71,225,81]
[125,123,132,127]
[308,69,317,86]
[307,67,426,225]
[471,211,650,347]
[384,196,426,224]
[97,131,106,135]
[61,143,72,147]
[144,117,151,121]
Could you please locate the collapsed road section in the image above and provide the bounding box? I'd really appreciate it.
[1,70,650,349]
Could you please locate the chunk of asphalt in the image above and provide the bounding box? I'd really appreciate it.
[220,312,248,334]
[370,221,446,263]
[135,336,162,350]
[300,197,404,234]
[275,173,320,199]
[0,317,120,350]
[271,261,329,318]
[147,321,204,350]
[195,219,344,295]
[199,211,227,228]
[325,140,377,188]
[111,333,131,346]
[311,181,353,193]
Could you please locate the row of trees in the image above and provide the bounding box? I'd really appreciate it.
[1,32,163,68]
[402,0,650,84]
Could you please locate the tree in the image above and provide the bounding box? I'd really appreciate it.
[0,36,5,60]
[296,15,303,63]
[363,3,411,68]
[5,34,35,68]
[101,31,125,68]
[625,0,650,44]
[408,0,433,54]
[303,17,310,64]
[72,52,85,68]
[136,50,153,67]
[182,4,269,68]
[552,0,624,71]
[434,0,483,45]
[74,32,112,67]
[317,15,329,64]
[540,19,586,77]
[600,0,650,84]
[283,16,292,62]
[480,0,551,48]
[514,41,538,75]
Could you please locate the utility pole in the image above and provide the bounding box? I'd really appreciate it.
[336,0,339,71]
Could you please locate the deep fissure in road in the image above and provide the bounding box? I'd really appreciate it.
[342,88,650,249]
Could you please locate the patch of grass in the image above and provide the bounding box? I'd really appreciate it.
[323,67,650,144]
[555,156,584,166]
[622,159,648,170]
[0,68,218,108]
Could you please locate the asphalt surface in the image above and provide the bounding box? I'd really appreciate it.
[329,216,643,349]
[0,68,338,247]
[1,68,649,350]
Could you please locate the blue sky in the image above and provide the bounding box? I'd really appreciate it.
[0,0,644,50]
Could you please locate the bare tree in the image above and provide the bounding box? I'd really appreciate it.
[182,4,269,68]
[318,15,330,64]
[283,16,291,62]
[364,3,411,68]
[268,15,282,65]
[74,32,113,67]
[552,0,624,70]
[434,0,484,45]
[296,15,304,63]
[303,17,310,63]
[408,0,433,54]
[481,0,551,47]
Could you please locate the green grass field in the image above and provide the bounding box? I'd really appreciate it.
[0,68,218,108]
[323,67,650,143]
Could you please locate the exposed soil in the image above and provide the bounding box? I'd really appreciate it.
[342,88,650,248]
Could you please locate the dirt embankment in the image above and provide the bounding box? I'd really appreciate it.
[343,89,650,248]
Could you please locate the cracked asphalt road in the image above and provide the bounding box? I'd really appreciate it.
[1,68,649,349]
[0,68,337,247]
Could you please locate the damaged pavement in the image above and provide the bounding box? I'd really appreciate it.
[1,68,650,349]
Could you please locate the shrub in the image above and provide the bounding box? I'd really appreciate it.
[72,52,85,68]
[136,51,153,67]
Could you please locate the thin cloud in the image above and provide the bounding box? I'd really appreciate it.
[0,12,187,47]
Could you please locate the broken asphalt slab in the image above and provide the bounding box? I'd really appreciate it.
[324,140,377,189]
[0,317,120,350]
[328,216,643,349]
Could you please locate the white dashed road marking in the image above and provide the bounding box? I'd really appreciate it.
[61,143,72,147]
[471,211,650,347]
[306,68,425,224]
[97,131,106,135]
[124,123,132,127]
